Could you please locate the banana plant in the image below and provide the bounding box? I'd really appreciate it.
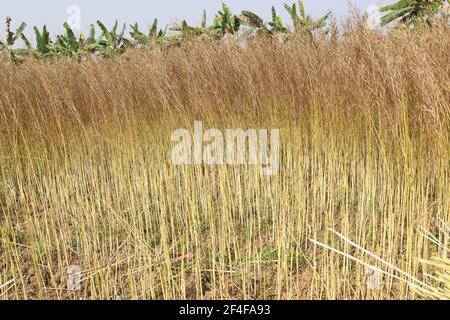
[84,24,105,52]
[240,11,265,29]
[151,19,170,42]
[269,6,287,33]
[130,19,167,46]
[88,24,96,45]
[200,9,208,30]
[170,20,196,36]
[380,0,448,26]
[96,20,129,56]
[213,2,241,36]
[154,23,169,43]
[55,22,84,58]
[130,22,148,44]
[33,25,53,57]
[1,17,30,62]
[284,2,300,31]
[4,17,27,48]
[170,19,196,36]
[284,1,330,36]
[171,10,216,38]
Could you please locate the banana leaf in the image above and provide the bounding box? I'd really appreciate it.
[240,11,264,28]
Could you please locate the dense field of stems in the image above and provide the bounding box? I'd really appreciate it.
[0,10,449,299]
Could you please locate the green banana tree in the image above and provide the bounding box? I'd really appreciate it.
[213,2,241,36]
[87,24,97,46]
[153,23,169,44]
[33,25,53,57]
[4,17,27,48]
[96,20,129,56]
[380,0,448,26]
[84,24,105,52]
[171,14,201,36]
[130,22,148,44]
[55,22,85,58]
[284,1,330,36]
[1,17,30,62]
[269,6,287,33]
[172,10,218,38]
[130,19,167,45]
[170,20,196,36]
[240,11,265,29]
[200,9,208,30]
[284,2,300,31]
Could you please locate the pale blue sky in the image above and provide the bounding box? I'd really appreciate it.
[1,1,389,39]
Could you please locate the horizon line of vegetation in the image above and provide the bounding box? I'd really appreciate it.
[0,0,448,63]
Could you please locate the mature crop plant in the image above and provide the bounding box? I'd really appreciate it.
[0,2,449,300]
